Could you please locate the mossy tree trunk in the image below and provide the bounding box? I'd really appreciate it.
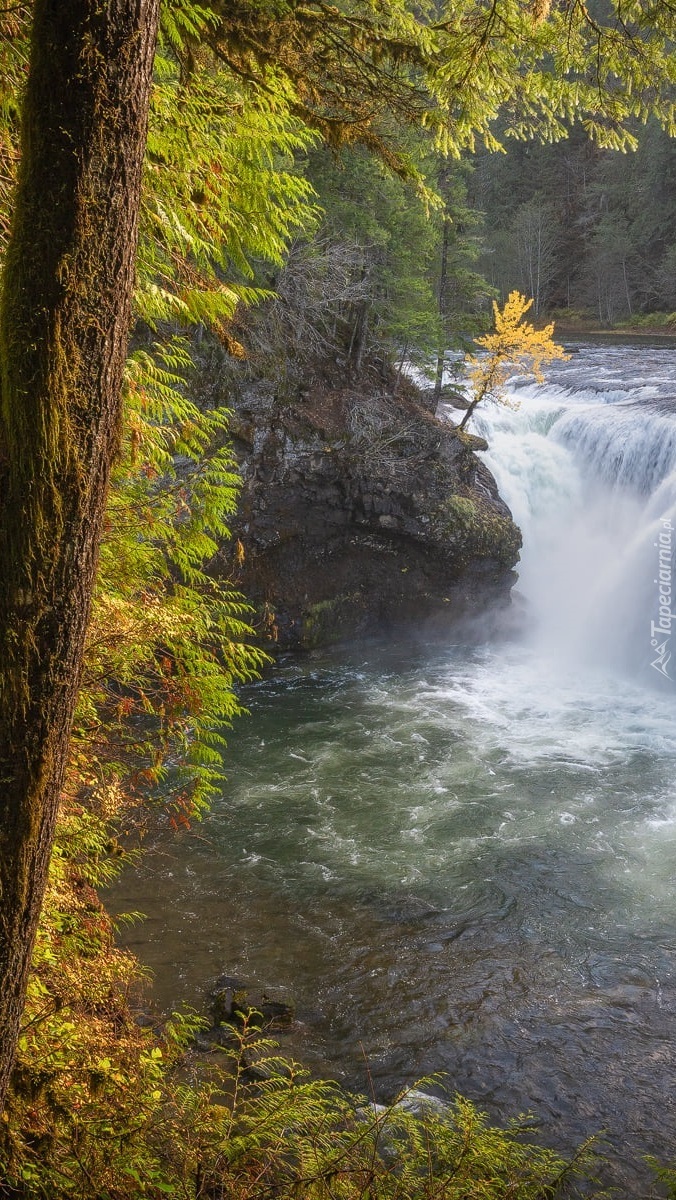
[0,0,160,1108]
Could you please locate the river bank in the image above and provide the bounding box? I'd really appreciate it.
[108,341,676,1195]
[552,319,676,338]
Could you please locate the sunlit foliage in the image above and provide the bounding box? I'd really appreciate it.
[1,0,675,1193]
[459,291,568,430]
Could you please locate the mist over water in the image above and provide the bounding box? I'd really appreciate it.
[470,342,676,684]
[114,341,676,1192]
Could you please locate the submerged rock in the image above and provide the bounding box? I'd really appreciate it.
[215,376,521,648]
[207,974,295,1037]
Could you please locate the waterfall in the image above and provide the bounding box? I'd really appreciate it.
[118,340,676,1190]
[451,343,676,689]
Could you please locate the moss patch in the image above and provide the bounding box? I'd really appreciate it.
[300,592,367,648]
[437,494,521,567]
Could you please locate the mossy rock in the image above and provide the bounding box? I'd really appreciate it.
[437,495,521,566]
[452,427,489,451]
[300,592,367,648]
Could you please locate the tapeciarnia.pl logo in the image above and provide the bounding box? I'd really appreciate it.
[651,516,673,680]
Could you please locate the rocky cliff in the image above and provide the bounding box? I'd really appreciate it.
[215,376,521,648]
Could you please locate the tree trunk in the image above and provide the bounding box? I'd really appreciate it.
[350,302,369,374]
[0,0,160,1108]
[433,209,451,406]
[458,396,482,431]
[393,340,408,397]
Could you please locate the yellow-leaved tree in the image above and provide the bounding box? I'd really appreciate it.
[459,291,568,431]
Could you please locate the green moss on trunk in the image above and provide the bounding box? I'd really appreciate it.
[0,0,161,1109]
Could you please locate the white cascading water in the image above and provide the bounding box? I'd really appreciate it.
[113,342,676,1194]
[459,343,676,688]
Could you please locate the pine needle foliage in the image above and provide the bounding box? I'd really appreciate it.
[459,291,568,430]
[164,0,676,165]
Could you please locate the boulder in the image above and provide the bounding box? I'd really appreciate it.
[214,377,521,649]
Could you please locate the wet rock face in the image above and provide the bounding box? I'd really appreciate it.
[217,380,521,648]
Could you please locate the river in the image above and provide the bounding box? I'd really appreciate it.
[111,339,676,1190]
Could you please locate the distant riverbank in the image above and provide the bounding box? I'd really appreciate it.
[552,318,676,338]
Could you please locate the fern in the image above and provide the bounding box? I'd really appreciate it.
[73,335,269,827]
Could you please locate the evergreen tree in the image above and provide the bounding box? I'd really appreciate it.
[3,0,676,1112]
[459,291,568,430]
[475,120,676,320]
[432,159,492,401]
[306,147,442,372]
[0,0,162,1107]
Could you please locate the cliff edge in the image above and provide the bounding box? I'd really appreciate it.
[216,376,521,648]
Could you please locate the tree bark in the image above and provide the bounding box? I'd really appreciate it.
[433,212,451,407]
[0,0,160,1108]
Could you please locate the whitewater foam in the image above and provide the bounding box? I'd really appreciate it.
[459,342,676,689]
